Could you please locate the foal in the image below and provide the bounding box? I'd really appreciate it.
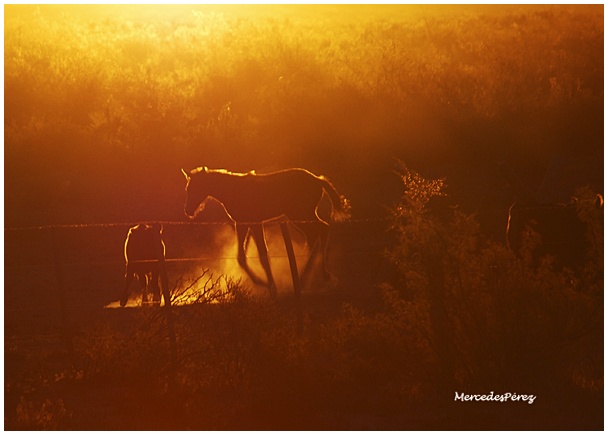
[120,223,166,306]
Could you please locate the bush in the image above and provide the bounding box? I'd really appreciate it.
[384,160,603,399]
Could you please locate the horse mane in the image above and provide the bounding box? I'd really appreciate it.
[194,167,256,177]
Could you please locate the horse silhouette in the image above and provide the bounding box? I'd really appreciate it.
[182,166,350,293]
[121,223,166,306]
[499,159,603,269]
[506,194,603,269]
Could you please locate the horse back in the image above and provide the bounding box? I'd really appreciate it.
[237,169,325,220]
[124,224,166,265]
[507,202,592,267]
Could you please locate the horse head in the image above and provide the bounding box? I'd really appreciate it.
[182,167,209,218]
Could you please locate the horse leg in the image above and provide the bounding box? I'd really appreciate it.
[250,224,277,295]
[150,267,161,306]
[299,224,320,284]
[317,221,332,281]
[139,272,148,305]
[121,265,135,307]
[300,220,331,282]
[236,224,267,287]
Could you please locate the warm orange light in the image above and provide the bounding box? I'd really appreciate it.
[14,4,592,26]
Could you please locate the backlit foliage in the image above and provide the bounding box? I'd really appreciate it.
[4,5,603,225]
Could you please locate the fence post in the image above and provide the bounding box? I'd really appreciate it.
[280,222,303,335]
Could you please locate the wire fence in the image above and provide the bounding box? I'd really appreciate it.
[5,217,394,353]
[4,216,388,231]
[4,218,391,270]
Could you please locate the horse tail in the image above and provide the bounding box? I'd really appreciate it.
[318,176,351,222]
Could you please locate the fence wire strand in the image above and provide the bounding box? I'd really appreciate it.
[4,218,390,270]
[4,217,388,232]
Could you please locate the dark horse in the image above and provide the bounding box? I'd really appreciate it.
[506,194,603,269]
[121,223,166,307]
[182,167,350,292]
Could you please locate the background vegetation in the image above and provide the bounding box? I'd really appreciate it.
[4,4,603,430]
[5,5,603,228]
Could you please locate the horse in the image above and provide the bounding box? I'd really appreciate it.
[120,223,166,307]
[182,166,350,293]
[506,194,603,269]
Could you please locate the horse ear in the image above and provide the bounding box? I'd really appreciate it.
[181,168,190,180]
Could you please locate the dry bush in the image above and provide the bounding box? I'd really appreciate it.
[384,160,603,399]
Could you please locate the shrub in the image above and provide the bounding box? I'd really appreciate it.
[384,160,603,398]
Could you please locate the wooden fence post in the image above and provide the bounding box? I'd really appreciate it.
[280,222,303,335]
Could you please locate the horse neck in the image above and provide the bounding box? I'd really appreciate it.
[206,173,240,203]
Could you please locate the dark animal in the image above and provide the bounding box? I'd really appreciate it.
[121,223,166,307]
[506,194,603,269]
[182,167,350,292]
